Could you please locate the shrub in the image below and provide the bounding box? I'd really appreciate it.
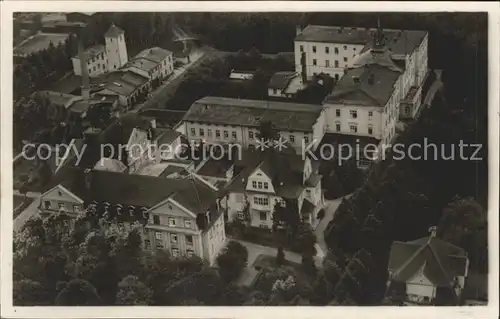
[216,241,248,282]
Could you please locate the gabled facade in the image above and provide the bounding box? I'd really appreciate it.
[221,150,324,230]
[386,226,469,305]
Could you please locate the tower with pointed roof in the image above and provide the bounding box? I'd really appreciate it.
[105,23,128,72]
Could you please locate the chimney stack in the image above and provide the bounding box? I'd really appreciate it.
[78,36,90,101]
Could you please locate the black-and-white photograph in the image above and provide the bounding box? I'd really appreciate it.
[1,1,498,316]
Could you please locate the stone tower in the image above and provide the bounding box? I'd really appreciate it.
[104,24,128,72]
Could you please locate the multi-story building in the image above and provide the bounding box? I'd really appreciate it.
[386,226,469,305]
[72,24,129,77]
[37,168,226,266]
[181,96,326,155]
[125,47,174,82]
[221,149,324,229]
[294,24,428,85]
[317,25,429,165]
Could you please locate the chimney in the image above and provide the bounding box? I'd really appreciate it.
[368,74,375,85]
[428,226,437,238]
[78,36,90,102]
[295,25,302,36]
[300,52,307,83]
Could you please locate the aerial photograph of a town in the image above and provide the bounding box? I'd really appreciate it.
[5,7,493,310]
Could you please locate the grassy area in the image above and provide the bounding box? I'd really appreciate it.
[252,254,301,272]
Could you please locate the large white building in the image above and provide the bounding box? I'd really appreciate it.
[72,24,129,77]
[181,96,326,155]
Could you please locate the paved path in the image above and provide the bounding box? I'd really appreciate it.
[12,190,41,198]
[14,196,40,233]
[314,194,352,260]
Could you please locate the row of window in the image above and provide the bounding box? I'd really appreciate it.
[88,53,105,63]
[312,58,348,67]
[155,231,194,246]
[300,44,355,54]
[335,109,373,119]
[251,180,269,190]
[145,240,195,258]
[191,127,237,139]
[44,201,81,212]
[334,123,373,135]
[152,215,193,229]
[253,197,269,206]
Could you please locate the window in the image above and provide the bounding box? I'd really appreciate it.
[187,250,194,258]
[93,66,96,71]
[299,45,304,52]
[58,203,66,211]
[254,197,269,206]
[343,57,348,62]
[312,46,316,53]
[184,219,191,228]
[343,45,347,50]
[260,211,267,221]
[304,136,309,144]
[335,74,339,81]
[207,129,212,137]
[312,59,317,66]
[88,68,91,74]
[156,242,163,249]
[171,248,179,257]
[405,106,411,114]
[153,215,160,225]
[215,130,220,138]
[155,232,162,240]
[368,126,373,135]
[258,181,263,189]
[186,235,193,245]
[334,47,339,54]
[237,212,245,220]
[145,240,151,249]
[368,111,373,118]
[232,131,237,139]
[336,123,341,132]
[44,201,51,209]
[199,128,204,136]
[325,46,329,54]
[350,110,358,119]
[264,182,269,189]
[168,217,176,227]
[325,60,330,67]
[350,125,358,133]
[190,128,196,136]
[170,233,178,244]
[336,109,341,117]
[252,181,257,188]
[224,131,228,138]
[334,60,339,68]
[289,135,295,143]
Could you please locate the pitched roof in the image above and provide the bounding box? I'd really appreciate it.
[138,108,187,128]
[196,158,233,179]
[105,24,125,38]
[183,96,323,132]
[155,128,182,146]
[127,58,158,72]
[323,64,401,107]
[295,25,426,56]
[388,235,468,287]
[134,47,172,64]
[93,158,127,172]
[268,71,299,90]
[72,44,105,60]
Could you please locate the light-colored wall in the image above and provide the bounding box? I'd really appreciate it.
[72,52,108,77]
[105,34,128,72]
[39,186,84,216]
[202,212,226,265]
[323,103,383,139]
[295,40,365,80]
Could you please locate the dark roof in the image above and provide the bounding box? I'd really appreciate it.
[183,96,323,133]
[388,235,468,287]
[323,64,401,107]
[134,47,172,64]
[224,150,306,199]
[158,165,186,178]
[98,113,152,146]
[295,25,427,56]
[156,129,182,146]
[105,24,125,38]
[300,199,315,216]
[196,159,233,179]
[268,71,299,90]
[138,108,187,129]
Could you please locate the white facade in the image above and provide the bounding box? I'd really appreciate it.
[105,32,128,72]
[267,75,303,98]
[71,48,108,78]
[295,40,364,81]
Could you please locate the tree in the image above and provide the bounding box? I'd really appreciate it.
[13,279,49,306]
[116,275,152,305]
[216,240,248,283]
[257,120,279,146]
[55,279,101,306]
[276,247,285,266]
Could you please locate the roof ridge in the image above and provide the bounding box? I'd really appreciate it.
[427,237,453,286]
[392,240,428,278]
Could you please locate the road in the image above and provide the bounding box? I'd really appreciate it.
[314,194,352,260]
[129,47,219,113]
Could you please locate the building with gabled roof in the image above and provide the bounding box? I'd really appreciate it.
[220,149,324,229]
[385,226,469,305]
[267,71,304,99]
[37,168,226,265]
